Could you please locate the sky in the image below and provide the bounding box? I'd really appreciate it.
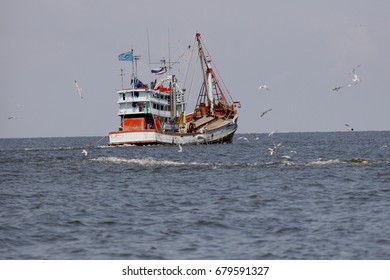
[1,0,390,138]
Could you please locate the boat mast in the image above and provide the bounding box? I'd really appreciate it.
[206,58,214,114]
[170,75,177,122]
[196,32,214,115]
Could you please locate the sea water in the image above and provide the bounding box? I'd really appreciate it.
[1,131,389,259]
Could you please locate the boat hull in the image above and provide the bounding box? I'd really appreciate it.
[108,117,238,145]
[108,131,158,145]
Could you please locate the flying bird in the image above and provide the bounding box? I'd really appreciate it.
[332,65,361,92]
[345,124,354,131]
[268,142,282,156]
[268,130,277,137]
[351,65,361,84]
[332,86,342,92]
[258,85,270,91]
[238,136,249,142]
[260,109,272,118]
[7,115,17,120]
[268,147,277,156]
[332,84,352,92]
[177,143,183,152]
[82,149,88,156]
[74,80,84,99]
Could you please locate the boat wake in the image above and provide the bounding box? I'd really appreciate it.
[91,156,209,167]
[90,156,374,170]
[306,158,372,166]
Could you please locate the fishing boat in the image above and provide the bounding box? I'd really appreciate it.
[108,32,240,145]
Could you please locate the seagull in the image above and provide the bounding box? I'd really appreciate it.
[332,84,352,92]
[238,136,249,142]
[258,85,270,91]
[177,143,183,152]
[74,80,84,99]
[333,82,354,92]
[260,109,272,118]
[82,149,88,156]
[352,73,360,84]
[268,147,277,155]
[268,130,277,137]
[332,86,342,92]
[345,124,354,131]
[332,65,361,92]
[268,143,282,156]
[196,134,208,144]
[7,115,17,120]
[196,134,207,140]
[351,65,361,84]
[252,134,260,140]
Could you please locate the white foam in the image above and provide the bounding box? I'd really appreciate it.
[96,145,117,149]
[307,159,342,166]
[91,156,208,167]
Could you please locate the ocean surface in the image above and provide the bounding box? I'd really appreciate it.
[1,131,390,260]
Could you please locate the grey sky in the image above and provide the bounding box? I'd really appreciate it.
[1,0,389,138]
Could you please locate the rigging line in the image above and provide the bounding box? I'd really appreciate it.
[88,135,108,148]
[173,38,195,95]
[176,45,191,79]
[211,59,234,102]
[182,36,197,88]
[186,47,199,106]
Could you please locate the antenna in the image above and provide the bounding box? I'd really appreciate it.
[120,69,124,89]
[131,46,135,80]
[147,28,151,73]
[168,29,171,75]
[134,54,141,78]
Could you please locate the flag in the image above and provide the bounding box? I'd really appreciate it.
[118,51,133,61]
[151,67,167,75]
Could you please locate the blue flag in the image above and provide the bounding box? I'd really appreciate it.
[118,51,133,61]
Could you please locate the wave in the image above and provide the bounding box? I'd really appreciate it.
[0,144,120,153]
[96,145,118,149]
[0,146,86,153]
[307,158,342,166]
[306,158,373,166]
